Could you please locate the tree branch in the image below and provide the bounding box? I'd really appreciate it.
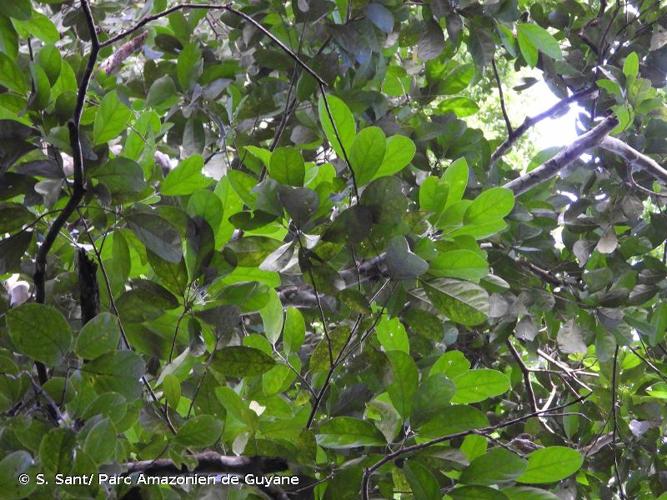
[99,3,326,86]
[503,115,618,195]
[491,57,513,136]
[506,339,538,412]
[99,32,148,74]
[123,452,288,476]
[360,392,592,499]
[32,0,100,384]
[600,136,667,183]
[490,86,597,167]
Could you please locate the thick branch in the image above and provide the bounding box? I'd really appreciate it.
[360,392,591,499]
[503,116,618,195]
[600,136,667,183]
[124,452,288,476]
[490,86,597,167]
[100,3,326,86]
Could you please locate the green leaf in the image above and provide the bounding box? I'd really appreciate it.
[93,91,132,145]
[418,405,489,438]
[75,313,121,360]
[502,487,560,500]
[259,289,284,344]
[12,12,59,43]
[269,146,305,186]
[386,350,419,419]
[6,304,72,367]
[0,52,27,93]
[126,211,183,263]
[429,350,471,378]
[316,417,386,449]
[517,446,583,484]
[161,155,212,195]
[404,461,440,500]
[437,97,479,117]
[83,418,116,464]
[452,369,510,404]
[422,278,490,326]
[0,0,31,20]
[443,158,469,209]
[39,428,75,474]
[350,126,386,185]
[226,236,282,267]
[373,134,416,179]
[385,236,428,280]
[318,94,356,160]
[0,451,35,499]
[174,415,223,447]
[460,448,527,485]
[278,186,319,227]
[623,52,639,79]
[177,42,203,91]
[211,346,276,377]
[376,315,410,353]
[412,373,456,425]
[146,75,179,109]
[85,351,145,399]
[90,157,146,196]
[517,24,563,67]
[283,306,305,354]
[430,249,489,282]
[464,187,515,225]
[451,485,509,500]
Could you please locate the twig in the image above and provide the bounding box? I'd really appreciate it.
[490,86,597,167]
[610,346,627,499]
[491,57,513,136]
[506,339,538,412]
[99,3,326,86]
[32,0,100,385]
[318,82,360,199]
[360,392,592,499]
[503,115,618,195]
[627,346,667,383]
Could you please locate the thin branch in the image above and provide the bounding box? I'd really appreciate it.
[32,0,100,385]
[360,392,592,499]
[99,3,326,86]
[506,339,538,412]
[318,83,360,199]
[600,136,667,184]
[490,86,597,167]
[610,346,627,499]
[503,115,618,195]
[124,452,288,476]
[491,57,513,136]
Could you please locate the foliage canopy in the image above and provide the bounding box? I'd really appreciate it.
[1,0,667,499]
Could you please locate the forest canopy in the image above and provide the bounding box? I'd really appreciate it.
[1,0,667,499]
